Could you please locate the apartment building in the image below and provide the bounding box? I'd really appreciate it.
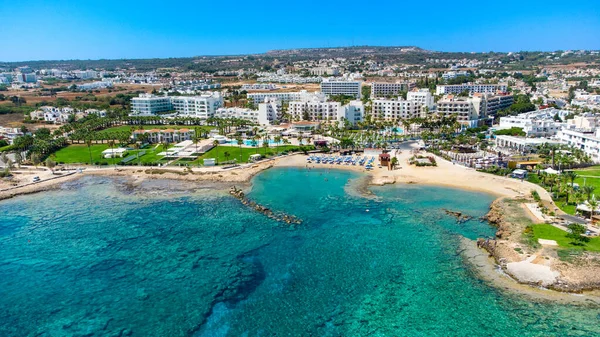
[498,112,564,137]
[436,96,486,127]
[372,99,421,121]
[436,83,507,95]
[130,93,223,118]
[310,67,340,76]
[371,82,416,98]
[170,93,223,119]
[0,127,24,144]
[257,100,280,125]
[247,90,325,104]
[131,94,173,115]
[215,107,260,124]
[30,106,76,124]
[557,128,600,163]
[481,93,514,115]
[289,100,341,122]
[407,89,435,110]
[288,99,364,125]
[320,79,361,99]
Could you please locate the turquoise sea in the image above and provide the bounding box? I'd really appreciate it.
[1,167,599,336]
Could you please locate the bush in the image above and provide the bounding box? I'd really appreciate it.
[531,190,541,202]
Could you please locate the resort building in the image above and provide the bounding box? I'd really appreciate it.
[495,135,560,153]
[442,71,469,80]
[289,100,341,123]
[131,94,173,115]
[215,107,260,123]
[288,99,363,125]
[371,99,421,121]
[310,67,340,76]
[320,79,362,99]
[371,81,416,98]
[371,90,433,121]
[497,109,568,137]
[0,127,24,144]
[130,93,223,118]
[247,90,325,104]
[436,96,487,127]
[256,99,281,125]
[170,93,223,119]
[30,106,76,124]
[480,93,514,116]
[435,83,508,95]
[132,128,195,143]
[407,89,435,110]
[77,81,113,90]
[557,127,600,163]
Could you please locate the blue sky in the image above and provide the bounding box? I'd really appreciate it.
[1,0,599,62]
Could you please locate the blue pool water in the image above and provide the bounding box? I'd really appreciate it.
[1,169,599,336]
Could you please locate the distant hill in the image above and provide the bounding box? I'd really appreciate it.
[265,46,431,58]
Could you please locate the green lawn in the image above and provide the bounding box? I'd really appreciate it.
[189,145,310,166]
[52,144,168,165]
[572,166,600,193]
[530,224,600,252]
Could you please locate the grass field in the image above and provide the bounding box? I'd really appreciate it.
[573,166,600,192]
[52,144,168,165]
[530,224,600,252]
[189,145,310,166]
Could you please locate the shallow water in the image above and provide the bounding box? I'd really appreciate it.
[1,169,599,336]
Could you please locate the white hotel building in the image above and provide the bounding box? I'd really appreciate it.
[214,100,281,125]
[371,89,434,121]
[557,128,600,163]
[131,93,223,118]
[247,90,325,104]
[436,83,508,95]
[288,99,364,125]
[320,79,362,99]
[371,82,416,98]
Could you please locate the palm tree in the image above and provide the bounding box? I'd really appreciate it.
[14,152,22,168]
[582,185,596,202]
[224,151,231,163]
[589,198,599,221]
[85,135,94,165]
[132,142,141,166]
[212,140,219,164]
[236,137,244,163]
[108,140,117,169]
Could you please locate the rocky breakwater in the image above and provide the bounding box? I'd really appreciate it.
[229,186,302,225]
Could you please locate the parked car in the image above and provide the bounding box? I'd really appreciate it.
[32,176,40,183]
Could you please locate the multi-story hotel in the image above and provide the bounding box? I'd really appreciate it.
[557,128,600,163]
[436,83,508,95]
[247,90,325,104]
[288,98,364,125]
[371,89,434,121]
[436,96,486,127]
[320,79,362,99]
[130,93,223,118]
[372,99,421,121]
[371,82,416,98]
[407,89,435,110]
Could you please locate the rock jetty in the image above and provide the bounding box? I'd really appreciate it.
[229,186,302,225]
[443,209,473,223]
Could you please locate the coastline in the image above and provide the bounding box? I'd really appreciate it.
[2,142,599,300]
